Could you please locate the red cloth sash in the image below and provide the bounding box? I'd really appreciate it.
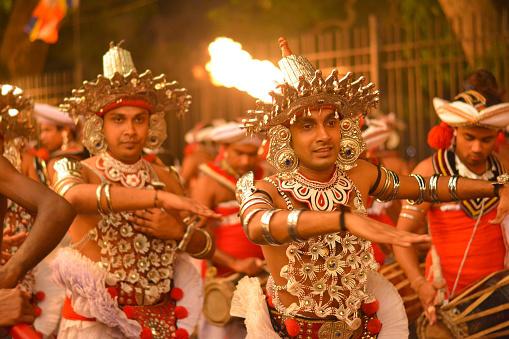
[62,297,96,321]
[200,162,264,277]
[207,203,264,277]
[367,197,394,266]
[425,207,505,295]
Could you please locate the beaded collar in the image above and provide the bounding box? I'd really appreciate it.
[277,166,352,211]
[96,151,150,189]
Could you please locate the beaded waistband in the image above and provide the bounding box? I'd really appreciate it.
[268,307,381,339]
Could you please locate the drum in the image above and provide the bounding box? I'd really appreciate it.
[203,270,268,327]
[416,269,509,339]
[379,262,424,323]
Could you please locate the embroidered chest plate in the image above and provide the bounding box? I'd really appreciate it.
[264,169,377,329]
[92,153,177,305]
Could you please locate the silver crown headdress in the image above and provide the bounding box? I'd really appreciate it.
[243,38,379,172]
[60,41,192,154]
[0,84,35,169]
[243,38,379,135]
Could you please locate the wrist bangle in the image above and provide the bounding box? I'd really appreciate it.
[428,174,441,203]
[287,209,304,242]
[104,183,113,213]
[96,183,107,214]
[369,164,382,194]
[241,208,264,236]
[261,209,281,245]
[448,175,460,201]
[407,174,426,205]
[177,224,196,252]
[189,228,213,259]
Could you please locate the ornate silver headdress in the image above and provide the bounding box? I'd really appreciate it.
[0,84,35,141]
[243,37,379,135]
[242,38,379,172]
[0,84,35,169]
[60,41,192,154]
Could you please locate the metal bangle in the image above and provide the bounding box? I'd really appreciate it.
[287,209,304,242]
[189,228,213,259]
[379,170,400,201]
[56,181,79,197]
[240,198,272,215]
[428,174,441,203]
[376,167,391,200]
[96,183,107,214]
[261,209,281,245]
[448,175,460,201]
[402,205,425,213]
[177,225,196,252]
[241,208,265,236]
[407,174,426,205]
[369,164,382,194]
[104,183,113,213]
[400,212,417,220]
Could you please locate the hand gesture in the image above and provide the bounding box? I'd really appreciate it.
[418,280,446,325]
[0,289,35,326]
[2,229,28,250]
[159,191,220,219]
[347,213,431,247]
[130,208,185,240]
[1,230,28,265]
[491,185,509,224]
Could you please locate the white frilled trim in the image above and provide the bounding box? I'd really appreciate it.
[51,247,141,338]
[33,257,66,336]
[367,270,409,338]
[232,273,408,339]
[230,276,280,339]
[173,253,203,332]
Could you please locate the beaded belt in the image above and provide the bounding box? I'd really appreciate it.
[268,308,381,339]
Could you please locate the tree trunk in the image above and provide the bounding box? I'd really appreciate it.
[0,0,49,78]
[438,0,496,66]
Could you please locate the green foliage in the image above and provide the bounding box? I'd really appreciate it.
[0,0,12,13]
[399,0,443,27]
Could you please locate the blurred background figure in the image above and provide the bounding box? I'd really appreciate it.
[362,114,411,265]
[180,120,223,192]
[192,121,265,339]
[28,103,86,185]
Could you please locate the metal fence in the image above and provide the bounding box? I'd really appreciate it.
[5,72,75,106]
[194,11,509,161]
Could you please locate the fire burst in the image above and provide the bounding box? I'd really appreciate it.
[205,37,283,103]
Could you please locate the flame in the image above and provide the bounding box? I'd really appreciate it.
[206,37,283,103]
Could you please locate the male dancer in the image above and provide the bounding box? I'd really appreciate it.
[30,102,86,184]
[51,42,217,338]
[231,38,509,339]
[192,121,265,338]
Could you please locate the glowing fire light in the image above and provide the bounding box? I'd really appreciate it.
[206,37,284,103]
